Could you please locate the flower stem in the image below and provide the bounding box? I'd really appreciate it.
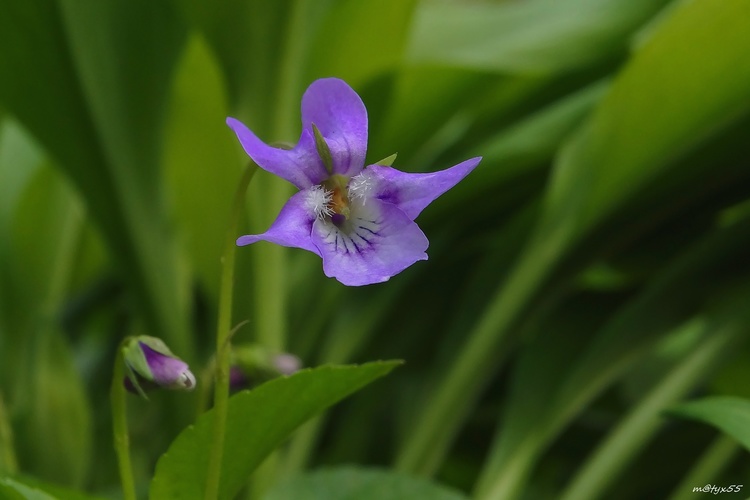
[111,340,137,500]
[204,163,257,500]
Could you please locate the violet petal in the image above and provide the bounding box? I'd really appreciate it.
[226,118,328,189]
[367,157,482,219]
[140,342,194,389]
[311,199,428,286]
[301,78,368,178]
[236,190,320,255]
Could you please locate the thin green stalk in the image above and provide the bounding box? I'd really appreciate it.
[111,341,137,500]
[559,322,739,500]
[395,230,564,475]
[667,435,740,500]
[204,164,257,500]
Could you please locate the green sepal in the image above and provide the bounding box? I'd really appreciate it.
[312,123,334,174]
[122,335,175,383]
[123,361,149,401]
[374,152,397,167]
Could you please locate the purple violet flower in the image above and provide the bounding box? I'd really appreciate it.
[122,336,196,396]
[227,78,481,286]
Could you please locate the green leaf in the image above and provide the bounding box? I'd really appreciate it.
[163,34,241,300]
[150,362,401,500]
[306,0,417,86]
[263,466,467,500]
[408,0,669,73]
[538,0,750,246]
[56,0,192,354]
[668,396,750,452]
[0,476,104,500]
[0,478,53,500]
[0,0,193,354]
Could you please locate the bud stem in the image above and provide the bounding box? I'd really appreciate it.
[111,339,137,500]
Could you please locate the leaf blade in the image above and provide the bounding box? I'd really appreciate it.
[150,362,401,500]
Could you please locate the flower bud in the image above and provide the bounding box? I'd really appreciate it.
[229,345,302,391]
[122,336,196,395]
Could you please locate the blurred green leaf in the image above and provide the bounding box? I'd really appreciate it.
[150,362,400,500]
[263,466,467,500]
[475,213,750,498]
[163,35,241,300]
[669,396,750,453]
[5,165,93,487]
[176,0,294,122]
[559,312,743,500]
[0,0,193,354]
[425,80,606,225]
[0,478,53,500]
[57,0,192,352]
[0,476,103,500]
[0,120,42,233]
[306,0,417,86]
[539,0,750,245]
[408,0,669,73]
[21,331,92,488]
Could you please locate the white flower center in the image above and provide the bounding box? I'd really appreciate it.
[348,170,376,203]
[305,185,334,219]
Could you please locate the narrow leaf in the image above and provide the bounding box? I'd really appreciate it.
[668,396,750,452]
[263,466,467,500]
[408,0,669,73]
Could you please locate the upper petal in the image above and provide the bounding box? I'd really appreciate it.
[365,157,482,219]
[227,117,328,189]
[236,189,321,256]
[301,78,368,178]
[310,199,428,286]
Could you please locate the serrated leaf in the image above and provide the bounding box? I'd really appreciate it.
[150,362,400,500]
[263,466,467,500]
[668,396,750,452]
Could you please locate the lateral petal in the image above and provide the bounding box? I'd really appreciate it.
[367,157,481,219]
[236,190,320,256]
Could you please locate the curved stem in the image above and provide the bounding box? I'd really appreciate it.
[204,163,257,500]
[111,340,137,500]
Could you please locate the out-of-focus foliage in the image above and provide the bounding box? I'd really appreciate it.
[1,0,750,498]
